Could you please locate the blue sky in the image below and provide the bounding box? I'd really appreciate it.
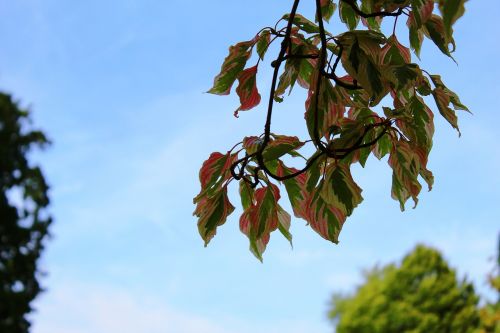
[0,1,499,332]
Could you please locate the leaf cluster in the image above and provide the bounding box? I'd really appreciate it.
[195,0,468,260]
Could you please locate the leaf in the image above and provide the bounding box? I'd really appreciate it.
[234,66,262,117]
[256,30,271,61]
[276,162,310,219]
[306,181,346,243]
[321,163,363,217]
[410,0,434,28]
[277,205,293,247]
[275,35,319,100]
[243,136,262,155]
[239,185,282,261]
[405,96,435,152]
[439,0,466,41]
[389,139,422,210]
[208,37,258,95]
[283,13,320,34]
[373,131,392,159]
[381,35,411,65]
[317,0,338,23]
[305,70,346,141]
[194,186,235,246]
[423,14,455,59]
[429,74,468,135]
[338,31,387,105]
[195,152,237,199]
[408,23,424,58]
[339,0,360,30]
[383,63,421,90]
[263,135,305,161]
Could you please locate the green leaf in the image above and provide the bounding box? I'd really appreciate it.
[276,162,310,219]
[339,0,360,30]
[277,206,293,247]
[439,0,466,41]
[383,64,421,90]
[408,24,424,58]
[373,132,392,159]
[256,30,271,61]
[321,163,363,216]
[208,37,258,95]
[263,135,305,161]
[283,13,319,34]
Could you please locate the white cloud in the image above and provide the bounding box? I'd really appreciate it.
[32,279,329,333]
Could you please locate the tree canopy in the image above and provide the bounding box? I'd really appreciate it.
[329,245,480,333]
[194,0,468,260]
[0,93,52,333]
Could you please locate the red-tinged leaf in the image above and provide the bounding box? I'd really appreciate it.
[208,37,258,95]
[381,35,411,65]
[392,97,435,165]
[239,184,284,261]
[429,75,467,136]
[306,182,346,243]
[305,71,347,140]
[243,136,262,155]
[234,66,261,117]
[410,0,434,28]
[432,87,459,134]
[239,211,270,261]
[317,0,337,23]
[389,139,422,210]
[194,186,235,246]
[195,152,237,199]
[263,135,305,161]
[430,75,469,112]
[423,14,455,59]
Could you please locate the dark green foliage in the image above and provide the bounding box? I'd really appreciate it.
[329,245,480,333]
[0,93,52,333]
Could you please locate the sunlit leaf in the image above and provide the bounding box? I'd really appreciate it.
[194,186,235,246]
[234,66,262,117]
[208,37,258,95]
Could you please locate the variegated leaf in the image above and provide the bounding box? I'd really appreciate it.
[208,37,258,95]
[234,65,261,117]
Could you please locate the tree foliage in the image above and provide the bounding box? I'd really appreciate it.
[0,93,52,333]
[195,0,468,260]
[329,245,480,333]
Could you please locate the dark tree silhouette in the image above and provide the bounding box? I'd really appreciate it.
[0,92,52,333]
